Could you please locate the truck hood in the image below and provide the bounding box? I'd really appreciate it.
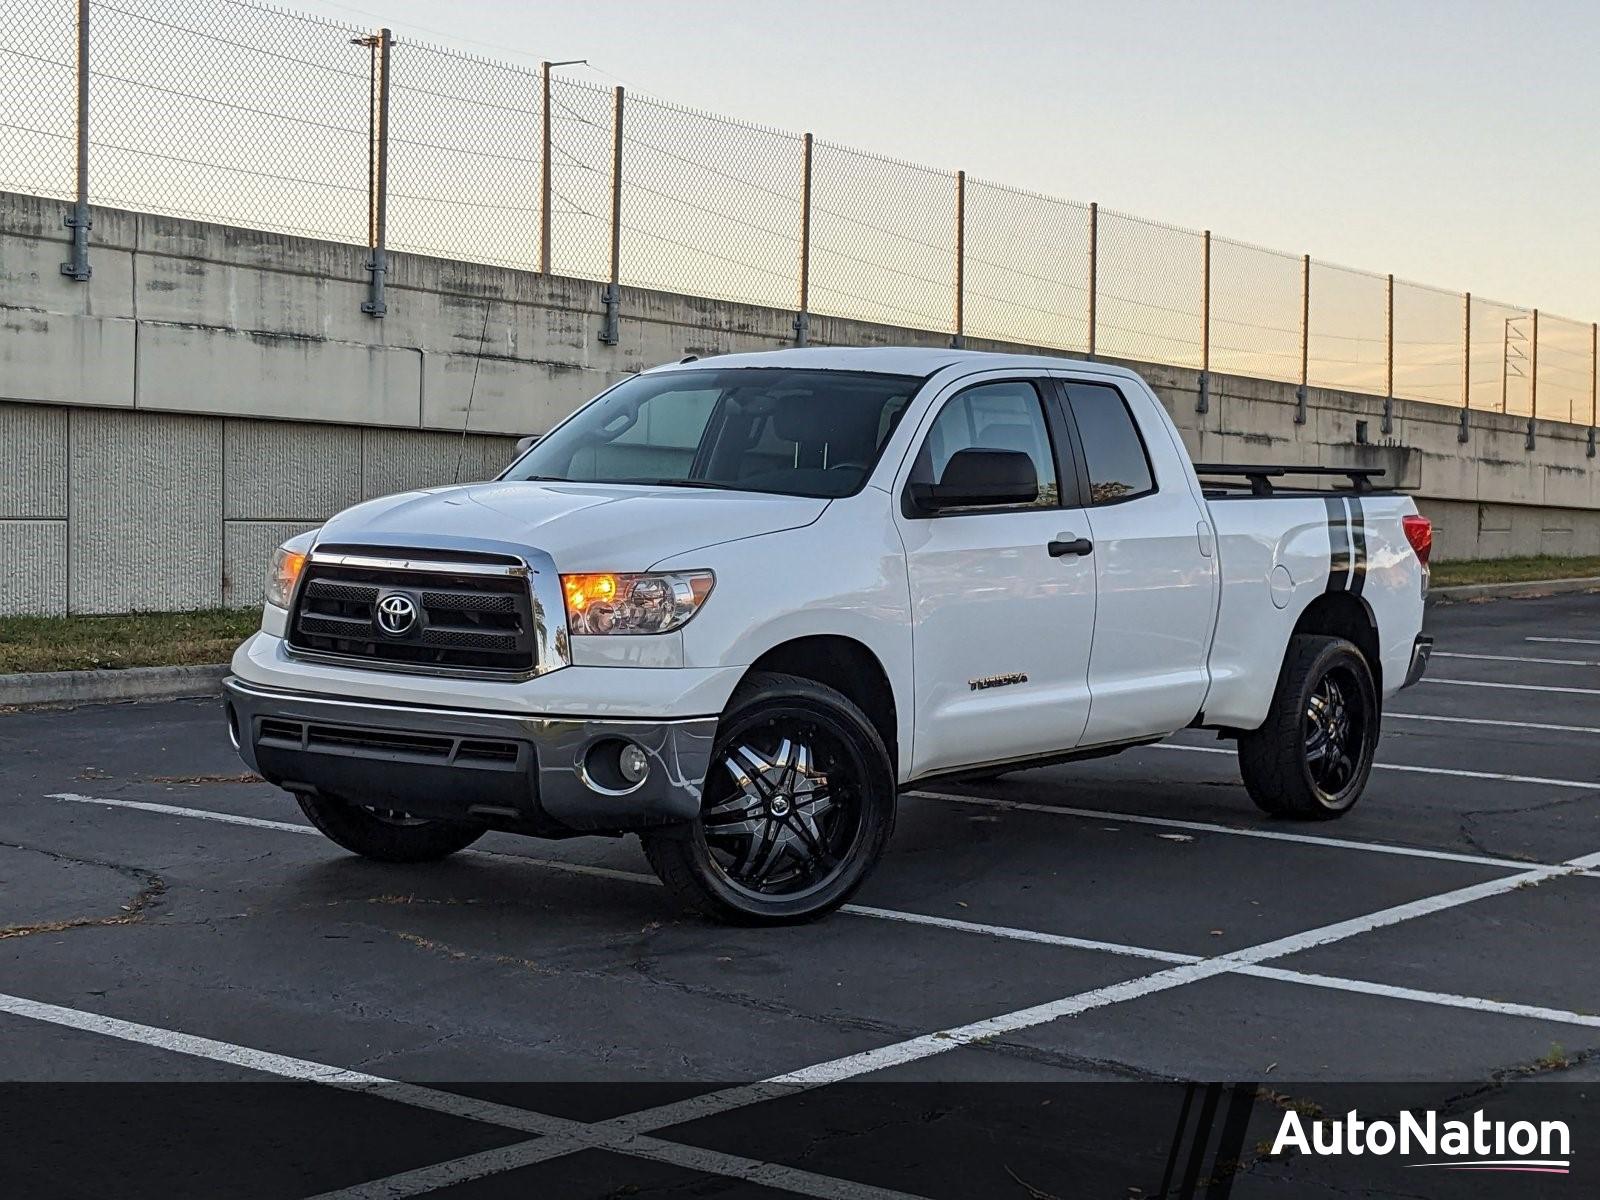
[315,481,829,571]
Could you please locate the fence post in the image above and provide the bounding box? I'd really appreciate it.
[1295,253,1309,424]
[599,85,623,345]
[1459,292,1470,443]
[1590,322,1597,458]
[60,0,91,282]
[951,170,965,349]
[539,61,552,275]
[794,132,813,346]
[1197,230,1210,414]
[358,28,392,317]
[1527,308,1538,449]
[1086,201,1098,359]
[1382,273,1394,434]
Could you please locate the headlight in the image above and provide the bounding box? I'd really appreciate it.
[561,571,714,635]
[265,544,307,609]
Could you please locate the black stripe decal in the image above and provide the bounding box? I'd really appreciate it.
[1349,496,1367,597]
[1324,496,1350,593]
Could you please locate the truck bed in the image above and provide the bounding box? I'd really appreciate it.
[1198,482,1425,731]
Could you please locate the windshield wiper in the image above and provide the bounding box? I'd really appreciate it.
[610,478,737,491]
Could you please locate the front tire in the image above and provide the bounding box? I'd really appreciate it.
[1238,634,1378,820]
[296,793,485,863]
[641,672,897,924]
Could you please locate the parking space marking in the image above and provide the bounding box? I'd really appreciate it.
[1154,743,1600,792]
[1389,712,1600,736]
[837,903,1197,964]
[1528,637,1600,647]
[0,993,929,1200]
[1434,651,1600,667]
[37,792,1600,1036]
[908,789,1549,871]
[47,793,314,835]
[37,792,1201,965]
[1426,678,1600,697]
[764,856,1591,1086]
[17,794,1600,1197]
[1238,966,1600,1029]
[302,1139,590,1200]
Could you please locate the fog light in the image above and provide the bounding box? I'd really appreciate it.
[619,743,649,784]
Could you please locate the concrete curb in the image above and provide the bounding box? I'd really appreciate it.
[0,663,228,708]
[1431,576,1600,603]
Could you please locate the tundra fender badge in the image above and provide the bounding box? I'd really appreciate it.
[969,672,1028,692]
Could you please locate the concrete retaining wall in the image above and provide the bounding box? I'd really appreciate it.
[5,191,1599,615]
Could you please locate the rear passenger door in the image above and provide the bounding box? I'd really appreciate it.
[1052,376,1218,746]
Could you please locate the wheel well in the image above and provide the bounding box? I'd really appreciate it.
[1292,593,1381,692]
[743,636,898,771]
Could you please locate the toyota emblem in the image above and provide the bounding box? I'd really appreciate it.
[375,592,419,637]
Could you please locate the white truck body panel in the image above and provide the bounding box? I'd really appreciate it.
[231,347,1427,799]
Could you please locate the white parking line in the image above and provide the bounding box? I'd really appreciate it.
[1434,651,1599,667]
[36,792,1200,964]
[20,791,1600,1198]
[0,993,924,1200]
[1528,636,1600,647]
[38,792,1600,1032]
[1389,712,1600,737]
[1425,678,1600,697]
[1238,966,1600,1029]
[1152,743,1600,792]
[763,857,1588,1085]
[906,789,1541,871]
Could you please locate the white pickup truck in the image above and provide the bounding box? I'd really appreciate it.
[226,348,1432,922]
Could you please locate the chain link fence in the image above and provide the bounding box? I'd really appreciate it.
[4,0,1596,430]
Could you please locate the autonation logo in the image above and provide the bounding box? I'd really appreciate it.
[1272,1109,1572,1175]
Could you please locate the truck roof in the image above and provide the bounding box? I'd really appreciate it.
[647,345,1149,383]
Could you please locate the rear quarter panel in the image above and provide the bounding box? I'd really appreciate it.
[1203,493,1424,729]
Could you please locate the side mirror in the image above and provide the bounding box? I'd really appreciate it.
[906,448,1039,514]
[514,434,542,455]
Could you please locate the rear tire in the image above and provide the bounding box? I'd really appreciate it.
[1238,634,1378,821]
[641,671,897,924]
[296,793,485,863]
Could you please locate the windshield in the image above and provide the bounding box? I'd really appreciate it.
[504,368,922,499]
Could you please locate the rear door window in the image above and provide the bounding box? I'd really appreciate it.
[1063,381,1156,504]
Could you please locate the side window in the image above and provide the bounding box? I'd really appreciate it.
[1064,382,1155,504]
[913,381,1059,508]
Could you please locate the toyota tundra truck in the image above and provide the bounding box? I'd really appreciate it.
[225,347,1433,923]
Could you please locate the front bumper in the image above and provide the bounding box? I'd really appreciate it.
[224,677,717,834]
[1402,634,1433,689]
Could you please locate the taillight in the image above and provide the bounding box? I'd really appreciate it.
[1402,514,1433,567]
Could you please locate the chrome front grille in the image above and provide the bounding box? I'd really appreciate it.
[287,548,539,676]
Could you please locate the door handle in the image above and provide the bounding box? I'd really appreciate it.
[1048,535,1093,558]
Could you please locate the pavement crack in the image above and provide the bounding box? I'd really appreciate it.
[0,840,167,940]
[1457,792,1595,861]
[378,923,1151,1079]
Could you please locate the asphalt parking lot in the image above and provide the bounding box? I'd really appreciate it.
[3,592,1599,1197]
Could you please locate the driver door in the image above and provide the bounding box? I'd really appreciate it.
[893,377,1097,777]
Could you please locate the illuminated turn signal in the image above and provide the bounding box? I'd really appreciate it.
[265,547,307,609]
[560,571,714,635]
[563,573,618,613]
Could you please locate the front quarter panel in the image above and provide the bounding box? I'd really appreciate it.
[651,488,915,768]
